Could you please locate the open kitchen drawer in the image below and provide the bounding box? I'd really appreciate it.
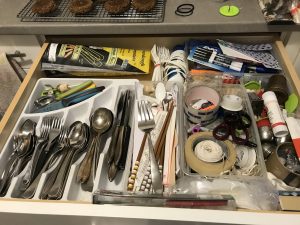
[0,34,300,225]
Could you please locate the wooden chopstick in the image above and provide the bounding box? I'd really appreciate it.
[159,141,165,165]
[154,101,175,162]
[127,133,147,191]
[137,133,147,162]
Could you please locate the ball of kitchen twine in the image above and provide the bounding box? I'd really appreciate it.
[194,140,224,163]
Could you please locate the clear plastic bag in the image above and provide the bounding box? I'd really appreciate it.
[169,176,279,210]
[259,0,295,24]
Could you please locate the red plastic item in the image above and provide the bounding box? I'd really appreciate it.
[256,118,271,128]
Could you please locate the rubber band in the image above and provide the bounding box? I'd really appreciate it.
[175,4,194,17]
[176,4,194,13]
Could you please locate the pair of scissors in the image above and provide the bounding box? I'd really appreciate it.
[212,111,257,147]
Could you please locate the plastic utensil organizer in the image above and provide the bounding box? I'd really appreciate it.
[0,78,138,202]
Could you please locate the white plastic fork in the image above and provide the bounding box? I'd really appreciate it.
[151,44,162,81]
[137,100,162,193]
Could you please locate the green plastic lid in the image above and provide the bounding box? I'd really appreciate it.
[219,5,240,17]
[285,93,299,113]
[244,81,261,90]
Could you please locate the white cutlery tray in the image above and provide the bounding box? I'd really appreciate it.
[0,78,139,203]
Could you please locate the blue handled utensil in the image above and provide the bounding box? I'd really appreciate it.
[32,86,105,113]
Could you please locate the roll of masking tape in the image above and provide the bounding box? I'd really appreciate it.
[184,86,221,124]
[185,132,236,176]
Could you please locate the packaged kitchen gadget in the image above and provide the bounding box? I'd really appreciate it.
[42,43,151,77]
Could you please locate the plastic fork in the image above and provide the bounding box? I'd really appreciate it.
[158,46,170,63]
[151,44,162,81]
[137,100,162,193]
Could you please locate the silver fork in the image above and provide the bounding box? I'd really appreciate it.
[20,117,51,191]
[44,117,62,153]
[39,127,69,200]
[137,100,162,193]
[22,127,68,199]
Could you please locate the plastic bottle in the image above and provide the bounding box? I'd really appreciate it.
[262,91,289,137]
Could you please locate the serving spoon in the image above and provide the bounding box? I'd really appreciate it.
[77,108,113,191]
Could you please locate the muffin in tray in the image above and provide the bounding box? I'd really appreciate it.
[69,0,94,14]
[31,0,57,14]
[132,0,157,12]
[104,0,131,14]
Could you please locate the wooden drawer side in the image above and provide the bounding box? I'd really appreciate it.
[0,43,48,151]
[275,41,300,97]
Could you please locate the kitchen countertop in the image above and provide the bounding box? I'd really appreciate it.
[0,0,299,35]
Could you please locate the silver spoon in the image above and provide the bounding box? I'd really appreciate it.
[14,134,32,173]
[39,124,87,200]
[0,119,36,196]
[19,119,36,137]
[47,121,87,200]
[13,119,37,174]
[91,108,114,169]
[16,135,32,157]
[13,119,36,159]
[77,108,113,186]
[0,134,31,195]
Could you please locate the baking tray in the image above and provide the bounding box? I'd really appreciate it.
[0,78,138,202]
[17,0,166,23]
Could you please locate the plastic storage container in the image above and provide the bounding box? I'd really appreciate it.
[180,76,267,180]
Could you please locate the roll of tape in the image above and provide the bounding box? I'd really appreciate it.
[185,132,236,176]
[266,142,300,188]
[184,86,220,124]
[186,113,218,126]
[235,145,257,169]
[184,104,219,124]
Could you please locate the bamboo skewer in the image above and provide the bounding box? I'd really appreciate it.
[155,101,174,162]
[128,101,175,192]
[127,133,147,191]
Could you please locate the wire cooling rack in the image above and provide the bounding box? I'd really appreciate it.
[17,0,166,22]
